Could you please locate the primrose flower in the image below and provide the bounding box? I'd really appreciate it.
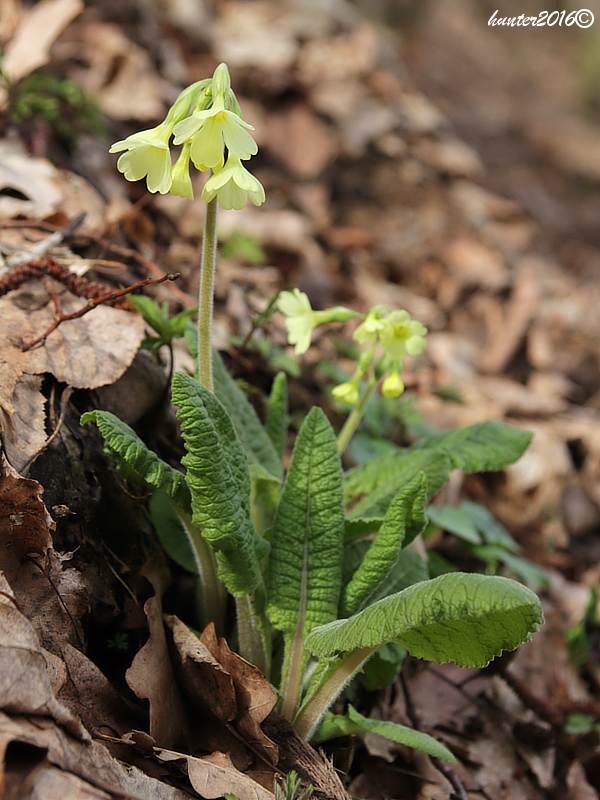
[278,289,316,355]
[278,290,361,355]
[332,380,360,407]
[172,96,258,171]
[170,143,194,199]
[201,153,265,210]
[379,310,427,361]
[381,369,405,399]
[109,124,173,194]
[353,306,388,345]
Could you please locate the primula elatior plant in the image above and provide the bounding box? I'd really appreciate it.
[83,63,543,763]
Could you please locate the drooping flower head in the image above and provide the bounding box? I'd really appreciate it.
[108,65,265,209]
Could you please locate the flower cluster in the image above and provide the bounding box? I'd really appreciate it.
[109,64,265,210]
[277,291,427,405]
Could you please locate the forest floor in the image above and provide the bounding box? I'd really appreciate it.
[0,0,599,798]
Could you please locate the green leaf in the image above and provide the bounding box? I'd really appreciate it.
[359,642,406,690]
[80,410,190,510]
[313,705,456,763]
[341,474,428,617]
[416,421,532,473]
[171,372,266,597]
[344,450,451,541]
[305,572,543,668]
[129,295,169,337]
[265,372,288,461]
[426,505,482,545]
[267,407,344,717]
[211,350,283,482]
[148,489,198,573]
[460,500,520,552]
[267,407,344,634]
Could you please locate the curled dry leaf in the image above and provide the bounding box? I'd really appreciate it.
[126,596,189,749]
[200,624,279,766]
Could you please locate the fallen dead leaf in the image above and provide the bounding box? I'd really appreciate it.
[0,711,192,800]
[126,594,189,749]
[200,624,278,765]
[0,0,83,98]
[0,280,144,471]
[156,748,275,800]
[0,572,88,741]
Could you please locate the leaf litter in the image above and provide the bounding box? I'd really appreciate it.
[1,0,600,798]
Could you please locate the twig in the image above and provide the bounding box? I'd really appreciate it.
[19,270,180,351]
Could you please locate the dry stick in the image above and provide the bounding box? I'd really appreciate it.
[399,669,469,800]
[20,272,181,351]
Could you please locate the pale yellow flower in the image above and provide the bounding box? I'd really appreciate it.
[353,307,387,344]
[201,154,265,210]
[381,370,405,399]
[278,289,315,355]
[332,380,360,407]
[172,96,258,171]
[170,143,194,199]
[379,310,427,361]
[109,125,172,194]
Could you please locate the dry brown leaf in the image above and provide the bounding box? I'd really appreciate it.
[156,749,275,800]
[213,1,298,71]
[200,624,278,765]
[126,596,189,749]
[66,22,165,120]
[0,711,192,800]
[166,616,238,722]
[266,103,337,179]
[0,455,53,565]
[0,455,88,653]
[0,283,144,471]
[0,0,83,90]
[0,573,89,741]
[60,644,140,738]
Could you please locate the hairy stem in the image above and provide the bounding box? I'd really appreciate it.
[198,197,218,389]
[176,506,227,635]
[236,593,271,678]
[294,647,374,740]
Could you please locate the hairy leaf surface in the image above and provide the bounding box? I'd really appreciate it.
[267,407,344,636]
[305,573,543,668]
[341,473,427,617]
[172,372,266,596]
[81,410,190,509]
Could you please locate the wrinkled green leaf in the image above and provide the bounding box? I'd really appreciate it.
[344,450,451,528]
[267,407,344,636]
[313,705,456,763]
[305,573,543,668]
[80,410,190,510]
[341,474,427,617]
[267,408,344,714]
[172,372,266,597]
[416,421,532,474]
